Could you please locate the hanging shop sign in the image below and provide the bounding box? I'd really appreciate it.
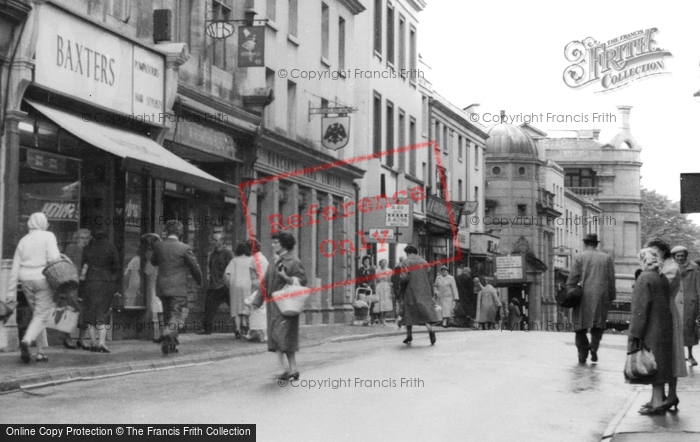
[321,116,350,150]
[238,26,265,67]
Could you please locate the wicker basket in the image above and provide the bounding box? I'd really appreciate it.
[270,284,312,317]
[43,255,79,293]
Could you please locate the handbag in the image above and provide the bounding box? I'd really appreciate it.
[0,299,18,323]
[624,341,657,380]
[556,284,582,309]
[270,278,312,317]
[46,295,79,333]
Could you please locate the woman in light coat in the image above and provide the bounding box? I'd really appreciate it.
[671,246,700,366]
[224,243,253,338]
[374,259,394,326]
[476,277,502,330]
[434,266,458,327]
[7,213,61,363]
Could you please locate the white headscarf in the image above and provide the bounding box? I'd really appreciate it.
[27,212,49,231]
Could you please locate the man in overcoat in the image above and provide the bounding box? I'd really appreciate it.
[151,220,203,354]
[455,266,475,325]
[566,233,616,364]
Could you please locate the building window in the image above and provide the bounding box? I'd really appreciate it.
[474,144,479,169]
[386,4,395,65]
[409,117,417,176]
[518,166,526,176]
[409,25,417,83]
[474,186,479,206]
[288,0,298,37]
[373,0,382,54]
[211,0,231,70]
[434,120,440,151]
[492,166,501,175]
[421,95,428,136]
[265,68,275,128]
[458,136,463,161]
[287,80,296,136]
[437,166,447,199]
[321,3,330,60]
[398,15,406,73]
[386,101,394,167]
[107,0,129,20]
[338,17,346,70]
[518,204,527,216]
[177,0,193,48]
[373,92,382,155]
[565,168,597,188]
[267,0,276,22]
[458,179,463,201]
[422,162,427,184]
[398,109,406,172]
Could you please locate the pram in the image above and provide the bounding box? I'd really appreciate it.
[351,287,373,326]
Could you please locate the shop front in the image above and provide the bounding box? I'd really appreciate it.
[3,3,235,343]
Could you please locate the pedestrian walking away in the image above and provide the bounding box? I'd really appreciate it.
[566,233,616,364]
[151,220,203,355]
[398,245,438,345]
[199,233,234,335]
[224,243,253,339]
[6,213,61,363]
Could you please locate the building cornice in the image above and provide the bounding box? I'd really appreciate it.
[337,0,366,15]
[177,85,261,135]
[405,0,427,12]
[432,99,490,140]
[1,0,32,23]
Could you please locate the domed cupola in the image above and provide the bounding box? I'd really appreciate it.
[485,111,539,159]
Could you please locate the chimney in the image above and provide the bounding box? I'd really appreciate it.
[592,129,601,140]
[500,110,506,124]
[617,105,632,131]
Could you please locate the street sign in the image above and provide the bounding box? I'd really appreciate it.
[494,255,525,283]
[386,204,410,227]
[369,229,395,240]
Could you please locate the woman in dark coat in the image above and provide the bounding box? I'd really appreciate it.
[398,245,438,345]
[628,248,676,415]
[262,232,307,380]
[82,230,120,353]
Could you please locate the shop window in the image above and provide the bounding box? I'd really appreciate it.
[18,148,81,250]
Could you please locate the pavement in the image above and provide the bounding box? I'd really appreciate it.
[0,321,435,394]
[602,362,700,441]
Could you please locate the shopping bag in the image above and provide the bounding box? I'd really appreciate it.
[624,343,657,380]
[270,279,312,317]
[46,296,79,333]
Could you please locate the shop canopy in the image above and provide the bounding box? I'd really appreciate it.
[25,100,238,199]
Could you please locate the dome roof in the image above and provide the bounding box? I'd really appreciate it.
[485,123,539,158]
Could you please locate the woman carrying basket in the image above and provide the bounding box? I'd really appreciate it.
[6,213,61,363]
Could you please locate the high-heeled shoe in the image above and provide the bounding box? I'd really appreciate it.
[403,336,413,344]
[288,371,300,380]
[96,344,111,353]
[641,395,667,410]
[661,397,680,412]
[638,405,667,415]
[76,340,90,351]
[429,331,436,345]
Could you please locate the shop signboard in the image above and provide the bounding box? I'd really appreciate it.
[35,4,164,118]
[494,255,525,283]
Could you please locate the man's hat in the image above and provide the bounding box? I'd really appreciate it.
[671,245,688,255]
[583,233,599,244]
